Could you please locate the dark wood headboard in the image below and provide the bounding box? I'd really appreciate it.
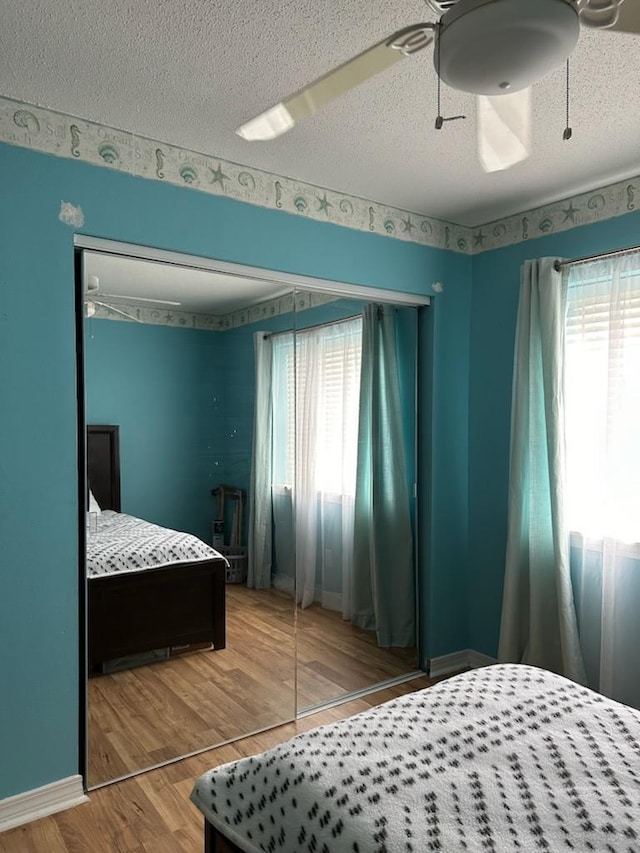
[87,424,121,512]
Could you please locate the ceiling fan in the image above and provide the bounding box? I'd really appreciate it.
[236,0,639,172]
[84,274,181,321]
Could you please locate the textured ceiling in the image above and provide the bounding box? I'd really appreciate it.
[2,0,640,226]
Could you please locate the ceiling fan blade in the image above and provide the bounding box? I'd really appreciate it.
[236,23,434,141]
[99,293,181,306]
[84,274,181,306]
[477,88,532,173]
[579,0,640,33]
[608,0,640,33]
[86,300,145,323]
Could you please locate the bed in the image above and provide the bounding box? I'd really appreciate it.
[191,663,640,852]
[87,424,227,671]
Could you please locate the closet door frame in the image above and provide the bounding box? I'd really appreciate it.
[74,234,430,788]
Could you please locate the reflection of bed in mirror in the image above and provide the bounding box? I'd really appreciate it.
[86,424,227,671]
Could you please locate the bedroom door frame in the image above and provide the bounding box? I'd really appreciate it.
[74,247,89,789]
[73,234,430,789]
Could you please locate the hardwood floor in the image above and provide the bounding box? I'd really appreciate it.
[0,677,434,853]
[88,585,418,786]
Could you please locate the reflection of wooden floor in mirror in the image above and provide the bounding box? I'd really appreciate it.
[88,585,418,786]
[88,585,296,786]
[295,601,418,710]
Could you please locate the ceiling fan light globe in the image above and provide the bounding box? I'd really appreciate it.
[477,89,531,171]
[436,0,580,95]
[236,103,295,141]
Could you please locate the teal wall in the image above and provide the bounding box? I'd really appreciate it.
[85,321,222,542]
[421,252,473,658]
[0,142,470,800]
[468,210,640,659]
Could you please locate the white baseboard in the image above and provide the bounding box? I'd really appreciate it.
[0,775,88,833]
[427,649,497,678]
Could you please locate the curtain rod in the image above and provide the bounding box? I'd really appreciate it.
[264,313,363,340]
[554,243,640,272]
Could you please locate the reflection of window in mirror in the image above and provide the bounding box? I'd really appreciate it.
[249,293,420,712]
[270,315,362,493]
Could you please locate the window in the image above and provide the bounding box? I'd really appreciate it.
[564,254,640,545]
[271,317,363,495]
[271,332,295,487]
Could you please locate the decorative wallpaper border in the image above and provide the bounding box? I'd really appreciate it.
[470,176,640,253]
[91,290,336,330]
[0,96,469,253]
[1,95,638,255]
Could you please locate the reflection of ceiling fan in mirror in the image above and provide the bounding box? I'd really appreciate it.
[84,274,181,321]
[236,0,639,172]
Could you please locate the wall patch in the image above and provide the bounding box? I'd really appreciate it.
[58,201,84,228]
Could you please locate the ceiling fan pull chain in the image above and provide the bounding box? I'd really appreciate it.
[435,114,466,129]
[435,23,465,130]
[563,58,573,141]
[435,25,443,128]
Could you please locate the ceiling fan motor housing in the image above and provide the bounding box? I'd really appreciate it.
[436,0,580,95]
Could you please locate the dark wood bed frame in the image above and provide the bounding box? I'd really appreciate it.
[205,822,243,853]
[87,424,226,671]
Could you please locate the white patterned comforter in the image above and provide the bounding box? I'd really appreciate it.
[191,664,640,853]
[87,510,222,578]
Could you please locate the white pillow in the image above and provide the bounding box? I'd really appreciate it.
[89,489,102,515]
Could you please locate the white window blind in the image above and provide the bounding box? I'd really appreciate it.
[564,256,640,544]
[271,317,363,495]
[271,332,295,487]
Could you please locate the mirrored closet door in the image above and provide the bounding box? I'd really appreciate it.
[80,241,424,789]
[288,292,420,711]
[81,247,298,788]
